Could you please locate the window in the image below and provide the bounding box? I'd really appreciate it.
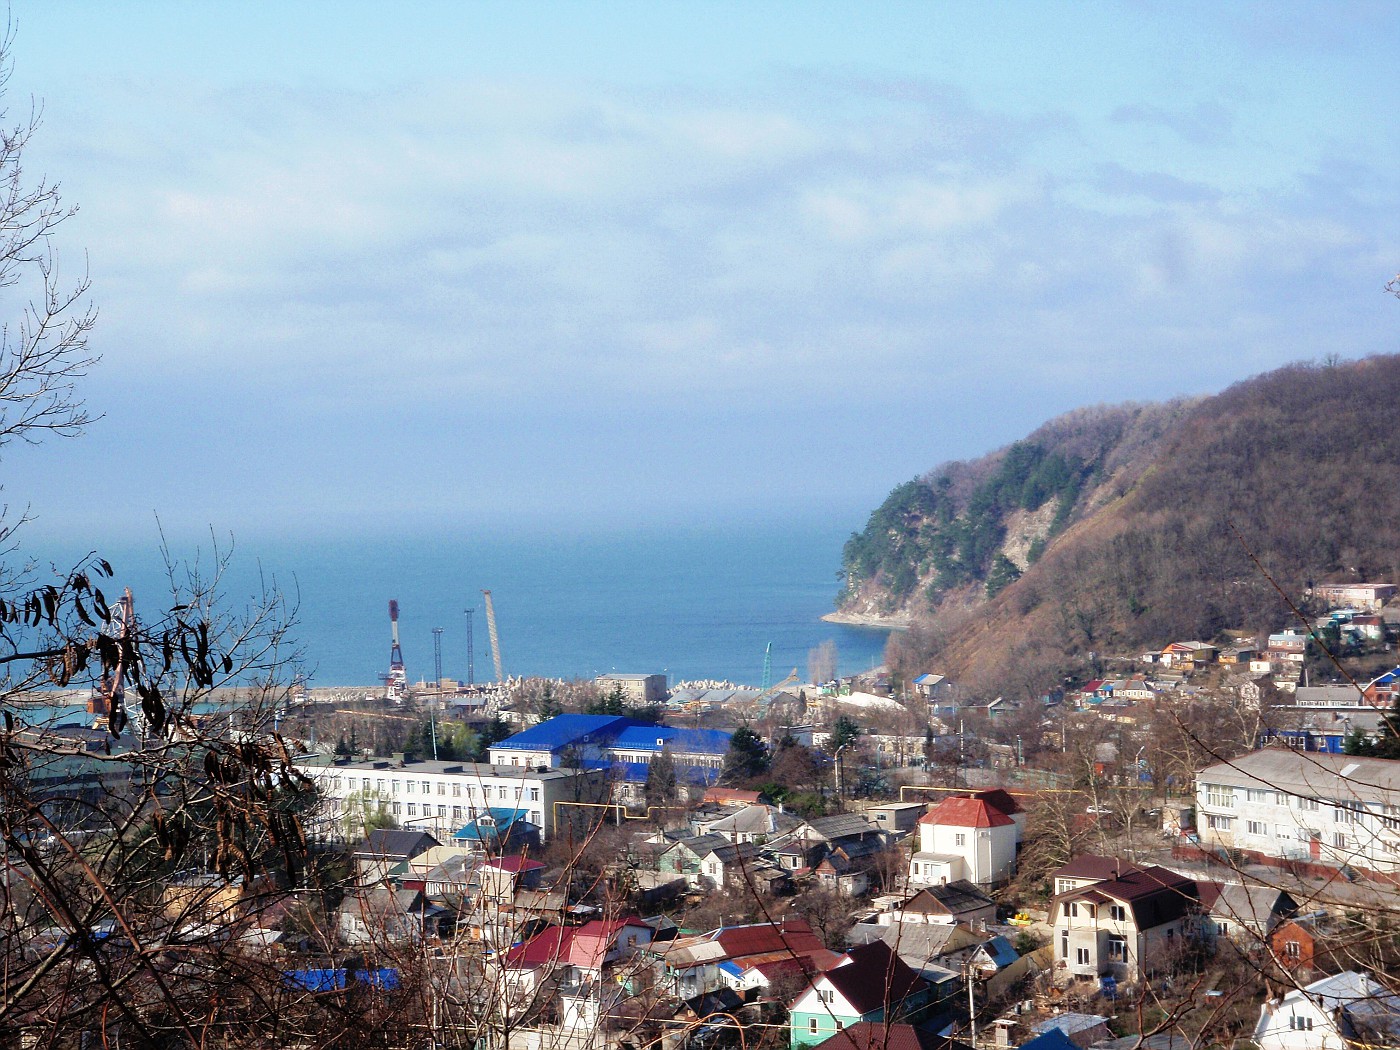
[453,783,462,797]
[1297,797,1319,813]
[406,781,415,794]
[420,781,430,793]
[1289,1016,1313,1031]
[407,804,416,816]
[1109,905,1126,922]
[391,780,400,795]
[1075,948,1090,965]
[1206,814,1233,831]
[1246,788,1269,802]
[1060,933,1068,959]
[955,833,967,847]
[1107,935,1127,961]
[1064,903,1076,918]
[835,1023,843,1032]
[1216,921,1229,936]
[1284,940,1300,959]
[818,990,834,1004]
[391,802,401,815]
[452,806,463,819]
[1247,820,1267,836]
[1056,879,1074,895]
[1334,832,1347,849]
[809,1020,818,1034]
[530,787,540,802]
[437,805,446,817]
[1205,786,1235,809]
[438,783,447,796]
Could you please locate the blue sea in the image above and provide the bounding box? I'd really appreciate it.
[23,523,890,689]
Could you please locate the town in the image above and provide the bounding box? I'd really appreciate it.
[10,580,1400,1049]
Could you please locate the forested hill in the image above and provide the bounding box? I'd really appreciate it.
[839,354,1400,696]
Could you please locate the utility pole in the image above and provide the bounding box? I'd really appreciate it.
[431,627,444,761]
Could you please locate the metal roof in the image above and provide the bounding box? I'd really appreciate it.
[1196,748,1400,799]
[490,714,630,752]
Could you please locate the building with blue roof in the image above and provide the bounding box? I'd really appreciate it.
[488,715,731,803]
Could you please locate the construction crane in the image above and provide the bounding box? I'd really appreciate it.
[89,588,135,726]
[463,606,475,686]
[482,590,504,683]
[380,599,407,701]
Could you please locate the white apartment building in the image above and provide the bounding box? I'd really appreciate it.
[294,754,609,842]
[1195,749,1400,876]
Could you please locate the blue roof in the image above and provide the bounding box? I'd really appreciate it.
[453,808,537,841]
[285,968,400,992]
[612,724,731,755]
[1019,1031,1080,1050]
[980,935,1019,968]
[718,961,744,977]
[610,761,723,785]
[492,714,631,752]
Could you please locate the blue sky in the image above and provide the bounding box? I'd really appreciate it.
[2,1,1397,545]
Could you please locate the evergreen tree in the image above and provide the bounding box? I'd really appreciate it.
[722,726,770,785]
[537,680,564,721]
[645,746,678,809]
[1344,696,1400,759]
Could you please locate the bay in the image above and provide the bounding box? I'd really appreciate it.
[23,523,890,690]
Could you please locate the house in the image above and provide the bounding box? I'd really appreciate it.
[451,807,541,854]
[1195,882,1298,942]
[1363,666,1400,708]
[699,841,762,889]
[655,919,836,1000]
[1052,864,1202,978]
[1049,855,1140,897]
[353,828,440,884]
[789,940,935,1049]
[1266,911,1357,976]
[338,886,444,946]
[1194,749,1400,877]
[657,833,732,885]
[882,881,996,927]
[862,921,988,984]
[477,855,545,902]
[1312,582,1397,612]
[1253,970,1400,1049]
[698,803,802,844]
[908,794,1020,889]
[501,917,654,1028]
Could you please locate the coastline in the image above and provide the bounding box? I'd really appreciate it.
[820,610,912,630]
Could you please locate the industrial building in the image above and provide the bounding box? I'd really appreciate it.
[487,713,732,802]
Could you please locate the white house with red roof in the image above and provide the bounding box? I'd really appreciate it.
[908,791,1022,889]
[500,916,653,1027]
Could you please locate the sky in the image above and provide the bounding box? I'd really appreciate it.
[1,1,1397,547]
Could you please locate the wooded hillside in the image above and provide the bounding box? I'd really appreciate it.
[840,354,1400,697]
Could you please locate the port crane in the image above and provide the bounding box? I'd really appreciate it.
[482,590,504,683]
[380,599,407,701]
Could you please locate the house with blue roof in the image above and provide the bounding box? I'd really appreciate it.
[452,808,540,853]
[488,715,731,804]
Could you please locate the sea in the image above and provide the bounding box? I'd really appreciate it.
[21,522,891,692]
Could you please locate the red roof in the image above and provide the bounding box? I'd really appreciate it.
[920,796,1014,828]
[714,919,823,959]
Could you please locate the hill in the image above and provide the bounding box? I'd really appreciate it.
[837,354,1400,697]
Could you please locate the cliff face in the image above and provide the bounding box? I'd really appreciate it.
[840,355,1400,695]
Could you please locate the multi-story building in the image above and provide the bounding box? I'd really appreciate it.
[908,791,1022,888]
[1050,861,1202,978]
[594,673,668,705]
[1194,749,1400,877]
[486,713,731,802]
[294,753,608,842]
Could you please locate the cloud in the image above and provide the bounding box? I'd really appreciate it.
[1108,100,1234,147]
[6,63,1396,535]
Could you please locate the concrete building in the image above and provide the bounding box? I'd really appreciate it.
[594,673,668,705]
[908,792,1021,888]
[1194,749,1400,877]
[294,753,609,842]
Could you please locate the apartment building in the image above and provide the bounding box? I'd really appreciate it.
[1195,749,1400,877]
[1051,862,1202,979]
